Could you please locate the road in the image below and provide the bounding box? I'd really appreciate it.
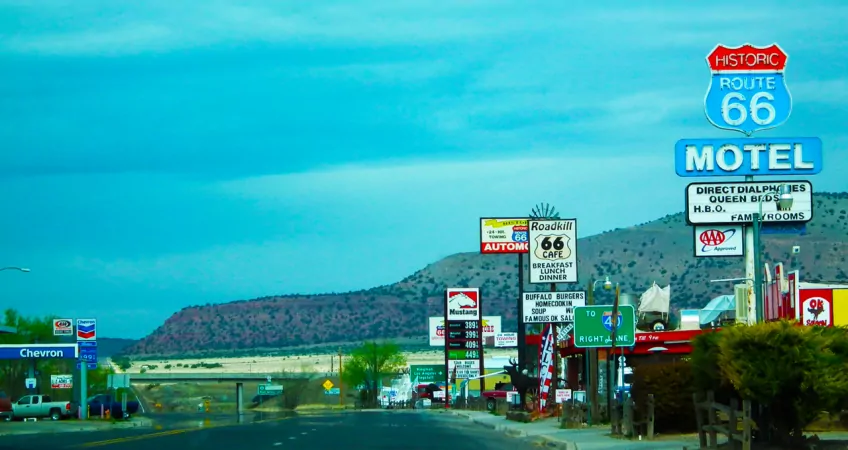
[0,410,546,450]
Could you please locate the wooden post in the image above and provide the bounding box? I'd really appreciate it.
[694,392,707,449]
[706,391,718,449]
[622,396,633,437]
[646,394,655,440]
[742,400,752,450]
[728,398,739,450]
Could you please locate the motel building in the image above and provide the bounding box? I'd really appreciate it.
[524,266,848,393]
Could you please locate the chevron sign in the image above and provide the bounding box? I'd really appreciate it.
[76,319,97,341]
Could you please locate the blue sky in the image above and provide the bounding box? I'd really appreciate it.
[1,0,846,338]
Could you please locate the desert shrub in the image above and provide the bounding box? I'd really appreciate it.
[630,361,696,432]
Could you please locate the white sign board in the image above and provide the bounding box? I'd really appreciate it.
[107,373,131,389]
[522,291,586,323]
[694,225,744,257]
[447,360,480,370]
[445,288,480,321]
[448,360,481,379]
[528,219,578,284]
[51,374,73,389]
[480,218,529,254]
[494,332,518,347]
[429,316,502,346]
[686,181,813,224]
[25,377,36,389]
[555,389,572,403]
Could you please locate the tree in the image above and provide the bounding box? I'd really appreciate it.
[0,309,64,399]
[340,341,406,407]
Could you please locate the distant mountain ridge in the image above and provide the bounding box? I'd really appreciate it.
[122,192,848,358]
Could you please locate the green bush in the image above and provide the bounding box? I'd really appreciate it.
[630,361,696,433]
[690,320,848,445]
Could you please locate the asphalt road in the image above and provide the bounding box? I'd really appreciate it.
[0,410,547,450]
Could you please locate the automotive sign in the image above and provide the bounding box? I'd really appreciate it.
[480,218,528,254]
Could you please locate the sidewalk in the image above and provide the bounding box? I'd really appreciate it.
[447,410,709,450]
[0,417,153,436]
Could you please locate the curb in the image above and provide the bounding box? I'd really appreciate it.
[450,411,578,450]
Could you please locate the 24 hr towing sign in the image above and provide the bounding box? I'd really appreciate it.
[528,219,578,284]
[686,180,813,224]
[480,218,529,254]
[522,291,586,323]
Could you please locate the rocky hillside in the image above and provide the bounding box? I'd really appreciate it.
[123,192,848,357]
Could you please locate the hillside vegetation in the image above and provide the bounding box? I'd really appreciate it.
[123,192,848,357]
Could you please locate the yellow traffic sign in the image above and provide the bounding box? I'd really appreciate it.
[322,379,334,390]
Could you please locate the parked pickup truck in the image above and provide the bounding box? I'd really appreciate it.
[86,394,140,419]
[481,382,517,411]
[9,395,74,421]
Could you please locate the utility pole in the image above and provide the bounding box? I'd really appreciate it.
[338,347,343,407]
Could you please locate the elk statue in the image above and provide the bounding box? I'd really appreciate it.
[504,357,535,411]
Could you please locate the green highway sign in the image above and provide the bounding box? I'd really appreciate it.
[410,365,446,384]
[573,305,636,348]
[258,384,283,396]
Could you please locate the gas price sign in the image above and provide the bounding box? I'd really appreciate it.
[447,340,480,350]
[448,329,480,340]
[444,288,485,383]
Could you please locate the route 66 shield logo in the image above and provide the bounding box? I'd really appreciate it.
[703,43,792,135]
[533,234,571,260]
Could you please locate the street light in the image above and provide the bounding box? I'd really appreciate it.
[752,183,794,323]
[0,267,30,273]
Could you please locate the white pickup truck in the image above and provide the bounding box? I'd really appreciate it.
[8,395,74,421]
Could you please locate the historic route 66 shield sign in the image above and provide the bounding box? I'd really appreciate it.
[704,43,792,135]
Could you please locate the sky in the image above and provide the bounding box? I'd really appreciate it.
[1,0,847,338]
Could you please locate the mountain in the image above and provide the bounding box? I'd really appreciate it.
[96,338,138,358]
[122,192,848,357]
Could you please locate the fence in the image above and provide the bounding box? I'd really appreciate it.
[693,391,753,450]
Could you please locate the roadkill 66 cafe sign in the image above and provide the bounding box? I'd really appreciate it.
[528,219,578,284]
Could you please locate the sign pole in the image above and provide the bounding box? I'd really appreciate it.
[743,176,757,324]
[79,354,88,420]
[517,253,526,373]
[586,278,595,425]
[607,283,620,431]
[753,212,764,322]
[338,347,344,407]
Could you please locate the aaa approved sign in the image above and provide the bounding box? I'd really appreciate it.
[528,219,578,284]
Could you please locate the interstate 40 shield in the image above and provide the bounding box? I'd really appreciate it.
[704,43,792,135]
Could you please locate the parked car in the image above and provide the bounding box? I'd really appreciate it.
[85,394,140,419]
[0,392,12,421]
[9,395,74,421]
[481,382,517,411]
